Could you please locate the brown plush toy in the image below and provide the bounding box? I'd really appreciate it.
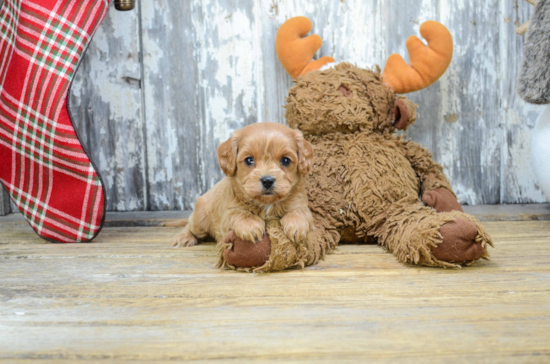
[220,16,493,271]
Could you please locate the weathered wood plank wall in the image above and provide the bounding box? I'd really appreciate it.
[1,0,547,216]
[70,4,147,212]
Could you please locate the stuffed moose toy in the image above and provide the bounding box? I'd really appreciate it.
[219,17,493,272]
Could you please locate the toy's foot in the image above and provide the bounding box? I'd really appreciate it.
[423,187,463,213]
[223,230,271,268]
[432,218,485,263]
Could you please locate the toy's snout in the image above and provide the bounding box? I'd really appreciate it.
[394,99,417,130]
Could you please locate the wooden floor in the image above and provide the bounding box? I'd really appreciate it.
[1,205,550,363]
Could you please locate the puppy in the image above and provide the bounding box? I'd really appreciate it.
[169,122,314,248]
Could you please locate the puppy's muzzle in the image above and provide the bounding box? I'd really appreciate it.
[260,176,275,191]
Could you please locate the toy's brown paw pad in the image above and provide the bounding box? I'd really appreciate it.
[223,230,271,268]
[422,188,464,213]
[432,218,485,263]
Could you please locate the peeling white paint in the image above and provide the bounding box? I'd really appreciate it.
[70,5,146,211]
[162,119,178,183]
[456,186,480,206]
[194,3,260,145]
[62,0,549,213]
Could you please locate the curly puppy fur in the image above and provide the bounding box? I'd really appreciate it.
[287,63,492,268]
[518,0,550,104]
[171,122,314,251]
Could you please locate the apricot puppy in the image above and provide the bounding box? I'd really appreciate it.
[170,122,314,248]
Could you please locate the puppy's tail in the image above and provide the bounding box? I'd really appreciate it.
[160,218,189,227]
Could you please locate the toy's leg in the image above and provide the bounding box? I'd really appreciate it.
[220,218,339,272]
[421,186,496,262]
[373,201,492,268]
[222,230,271,268]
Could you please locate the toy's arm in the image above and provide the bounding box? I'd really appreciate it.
[403,140,463,212]
[403,140,453,194]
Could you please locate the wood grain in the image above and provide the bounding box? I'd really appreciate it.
[1,215,549,362]
[70,2,147,211]
[2,0,549,214]
[140,0,550,208]
[386,0,501,204]
[2,203,549,226]
[139,0,202,211]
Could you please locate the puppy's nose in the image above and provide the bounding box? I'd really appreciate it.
[260,176,275,189]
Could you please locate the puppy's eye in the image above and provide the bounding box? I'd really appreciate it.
[244,157,254,166]
[280,157,291,167]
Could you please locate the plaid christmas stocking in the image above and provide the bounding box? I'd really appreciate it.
[0,0,109,243]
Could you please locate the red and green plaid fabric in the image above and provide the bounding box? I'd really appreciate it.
[0,0,109,243]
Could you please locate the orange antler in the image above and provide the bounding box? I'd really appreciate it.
[276,16,335,79]
[382,21,453,94]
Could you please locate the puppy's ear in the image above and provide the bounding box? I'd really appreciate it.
[295,131,314,175]
[218,135,237,176]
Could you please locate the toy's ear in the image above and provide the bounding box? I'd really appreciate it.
[217,135,237,177]
[295,131,314,175]
[382,21,453,94]
[276,16,335,79]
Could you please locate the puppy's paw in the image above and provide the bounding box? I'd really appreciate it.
[171,229,199,248]
[233,217,265,243]
[281,214,310,243]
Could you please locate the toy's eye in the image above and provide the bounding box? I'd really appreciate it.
[280,157,291,167]
[244,157,254,166]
